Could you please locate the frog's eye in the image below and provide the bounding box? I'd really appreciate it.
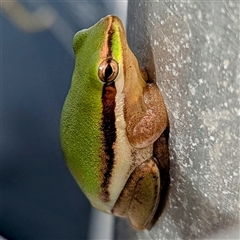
[98,58,119,84]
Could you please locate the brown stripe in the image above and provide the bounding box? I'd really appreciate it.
[100,18,116,202]
[106,27,114,58]
[100,83,116,202]
[100,16,114,59]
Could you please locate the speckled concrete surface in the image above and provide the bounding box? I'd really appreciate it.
[115,1,239,239]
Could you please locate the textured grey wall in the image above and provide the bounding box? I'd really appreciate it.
[115,1,239,239]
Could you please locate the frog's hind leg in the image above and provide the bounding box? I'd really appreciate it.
[112,157,160,230]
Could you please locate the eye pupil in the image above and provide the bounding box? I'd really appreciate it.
[104,64,113,80]
[98,58,118,84]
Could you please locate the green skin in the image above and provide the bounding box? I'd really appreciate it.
[61,19,110,198]
[61,16,125,210]
[60,15,169,230]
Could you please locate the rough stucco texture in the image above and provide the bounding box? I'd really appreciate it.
[115,1,239,239]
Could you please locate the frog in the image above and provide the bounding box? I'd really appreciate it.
[60,15,169,230]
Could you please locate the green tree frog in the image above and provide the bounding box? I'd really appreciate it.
[60,15,169,230]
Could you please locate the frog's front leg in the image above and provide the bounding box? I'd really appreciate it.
[126,83,168,148]
[112,157,160,230]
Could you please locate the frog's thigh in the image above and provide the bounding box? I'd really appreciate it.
[112,157,160,230]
